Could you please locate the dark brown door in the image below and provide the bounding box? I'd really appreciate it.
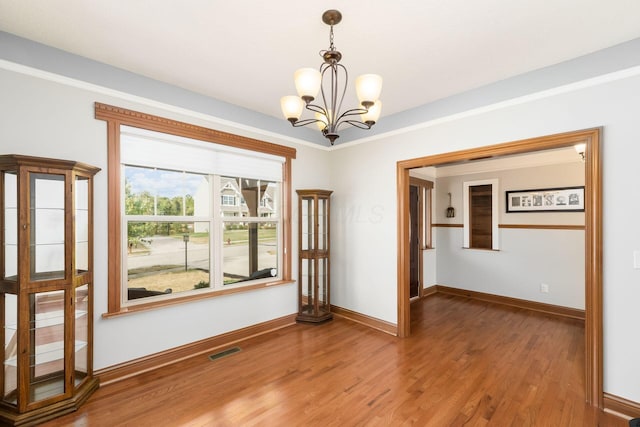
[470,184,492,249]
[409,185,420,298]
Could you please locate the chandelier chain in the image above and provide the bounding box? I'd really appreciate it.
[329,25,335,51]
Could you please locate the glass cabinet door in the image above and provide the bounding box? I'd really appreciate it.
[317,257,328,312]
[75,177,89,274]
[300,258,314,316]
[3,294,18,406]
[300,196,315,252]
[29,173,66,281]
[3,171,18,281]
[318,197,327,252]
[74,284,89,387]
[28,290,66,404]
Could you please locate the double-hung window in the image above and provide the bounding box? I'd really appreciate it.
[96,103,296,315]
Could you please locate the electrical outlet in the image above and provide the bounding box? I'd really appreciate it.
[540,283,549,293]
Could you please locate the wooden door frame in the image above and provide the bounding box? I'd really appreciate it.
[396,128,602,407]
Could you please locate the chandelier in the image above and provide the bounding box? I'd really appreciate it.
[280,10,383,145]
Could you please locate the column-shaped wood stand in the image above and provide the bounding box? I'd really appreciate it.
[296,189,332,323]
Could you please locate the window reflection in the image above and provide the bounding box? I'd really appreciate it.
[220,177,278,219]
[222,222,278,284]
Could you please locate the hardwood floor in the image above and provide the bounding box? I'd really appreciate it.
[42,294,628,426]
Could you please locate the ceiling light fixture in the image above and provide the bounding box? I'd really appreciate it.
[280,9,383,145]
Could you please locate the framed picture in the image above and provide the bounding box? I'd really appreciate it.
[505,186,585,213]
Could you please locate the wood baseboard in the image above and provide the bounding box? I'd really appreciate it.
[331,305,397,336]
[96,314,297,385]
[432,285,585,321]
[421,285,438,297]
[604,393,640,420]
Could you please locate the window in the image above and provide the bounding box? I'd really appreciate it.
[124,166,212,300]
[221,194,236,206]
[220,176,280,285]
[96,103,296,315]
[463,179,499,250]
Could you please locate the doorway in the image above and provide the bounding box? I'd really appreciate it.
[396,128,602,406]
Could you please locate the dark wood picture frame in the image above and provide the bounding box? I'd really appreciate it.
[506,186,585,213]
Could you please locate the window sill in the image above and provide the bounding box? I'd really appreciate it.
[462,247,500,252]
[101,279,295,318]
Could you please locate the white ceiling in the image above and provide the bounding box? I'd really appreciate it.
[2,0,640,124]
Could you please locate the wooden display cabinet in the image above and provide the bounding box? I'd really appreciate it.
[0,155,100,426]
[296,189,332,323]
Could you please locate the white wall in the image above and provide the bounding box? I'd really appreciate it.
[432,162,585,308]
[328,73,640,403]
[423,249,437,287]
[435,227,584,308]
[0,68,331,370]
[330,142,395,321]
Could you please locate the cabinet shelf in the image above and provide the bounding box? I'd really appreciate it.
[5,310,88,331]
[4,340,88,367]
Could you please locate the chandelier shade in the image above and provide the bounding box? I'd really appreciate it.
[355,74,383,107]
[280,95,304,121]
[295,68,322,101]
[315,111,330,130]
[280,9,383,145]
[361,100,382,125]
